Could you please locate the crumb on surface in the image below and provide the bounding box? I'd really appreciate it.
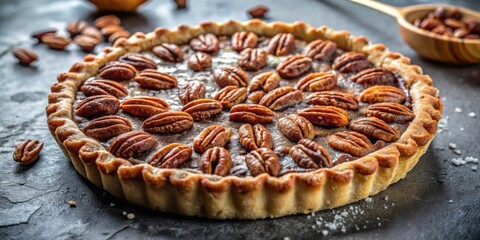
[68,200,76,207]
[454,107,462,113]
[127,213,135,220]
[468,112,476,118]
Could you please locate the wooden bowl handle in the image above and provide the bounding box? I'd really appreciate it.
[350,0,401,18]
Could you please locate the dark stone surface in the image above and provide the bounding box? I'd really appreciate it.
[1,0,479,239]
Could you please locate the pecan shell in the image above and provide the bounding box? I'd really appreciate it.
[152,43,183,63]
[259,86,304,110]
[134,69,178,90]
[267,33,295,56]
[238,48,267,71]
[349,117,400,142]
[229,104,275,124]
[190,34,220,54]
[276,55,312,78]
[298,106,349,127]
[182,99,222,121]
[351,67,396,85]
[213,86,247,109]
[290,139,332,169]
[193,125,232,153]
[108,131,158,158]
[13,140,43,165]
[278,114,315,142]
[99,61,136,81]
[231,31,258,52]
[75,95,120,118]
[303,39,337,61]
[296,72,337,92]
[238,124,273,151]
[245,148,281,176]
[332,52,369,73]
[148,143,192,168]
[81,79,128,99]
[213,65,249,88]
[82,115,132,141]
[305,91,358,110]
[200,147,232,176]
[187,52,212,71]
[328,131,373,157]
[121,96,169,118]
[248,72,280,93]
[359,86,406,104]
[178,81,206,104]
[142,111,193,134]
[119,54,157,71]
[364,102,414,123]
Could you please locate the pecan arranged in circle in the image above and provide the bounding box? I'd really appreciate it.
[298,106,349,127]
[200,147,232,176]
[359,86,406,104]
[276,55,312,78]
[278,114,315,142]
[259,86,304,110]
[119,54,157,71]
[238,124,273,151]
[75,95,120,118]
[290,139,332,169]
[148,143,192,168]
[134,69,178,90]
[247,90,267,104]
[99,61,136,81]
[182,99,222,121]
[351,67,396,85]
[303,39,337,61]
[231,31,258,52]
[82,115,132,141]
[267,33,295,56]
[193,125,232,153]
[332,52,369,73]
[328,131,373,157]
[108,131,158,158]
[229,104,275,124]
[152,43,183,63]
[213,86,247,109]
[81,80,128,99]
[190,34,220,54]
[187,52,212,71]
[364,103,414,123]
[142,111,193,134]
[12,48,38,65]
[248,72,280,93]
[238,48,267,71]
[213,65,249,88]
[13,140,43,165]
[178,81,206,105]
[296,72,337,92]
[349,117,400,142]
[121,96,169,118]
[305,91,358,110]
[245,148,281,176]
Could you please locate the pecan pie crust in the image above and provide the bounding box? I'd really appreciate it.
[46,20,442,219]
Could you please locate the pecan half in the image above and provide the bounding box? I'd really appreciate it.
[349,117,400,142]
[42,35,71,50]
[82,115,132,141]
[182,99,222,121]
[298,106,349,127]
[81,26,103,42]
[74,35,100,53]
[276,55,312,78]
[67,20,87,37]
[178,81,206,105]
[290,139,332,168]
[351,67,396,85]
[278,114,314,142]
[190,34,220,54]
[232,31,258,52]
[152,43,184,63]
[100,24,125,38]
[142,111,193,134]
[12,48,38,65]
[75,95,120,118]
[121,96,169,118]
[332,52,369,73]
[259,86,304,111]
[238,48,267,71]
[305,91,358,110]
[193,125,232,153]
[229,104,275,124]
[109,30,131,43]
[248,5,269,18]
[213,65,249,88]
[187,52,212,71]
[359,86,406,104]
[247,90,266,104]
[13,140,43,165]
[134,69,177,90]
[99,61,136,81]
[267,33,294,56]
[248,72,280,93]
[31,29,56,43]
[81,79,128,99]
[200,147,232,176]
[108,131,158,158]
[245,148,281,176]
[303,39,337,61]
[364,103,414,123]
[119,54,157,71]
[213,86,247,109]
[328,131,373,157]
[94,15,121,29]
[148,143,192,168]
[238,124,273,151]
[296,72,337,92]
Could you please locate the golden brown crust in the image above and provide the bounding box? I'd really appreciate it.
[46,20,442,219]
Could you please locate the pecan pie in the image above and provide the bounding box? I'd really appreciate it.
[46,20,442,219]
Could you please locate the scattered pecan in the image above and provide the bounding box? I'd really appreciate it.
[238,48,267,71]
[267,33,294,56]
[193,125,232,153]
[276,55,312,78]
[229,104,275,124]
[100,24,125,38]
[245,148,281,176]
[94,15,121,29]
[152,43,184,63]
[259,86,304,111]
[213,65,249,88]
[41,35,71,50]
[349,117,400,142]
[108,30,131,43]
[174,0,187,8]
[232,31,258,52]
[190,34,220,54]
[305,91,358,110]
[12,48,38,65]
[108,131,158,158]
[178,81,206,104]
[351,67,396,85]
[303,39,337,61]
[74,35,100,52]
[364,102,414,123]
[290,139,332,169]
[278,114,314,142]
[75,95,120,118]
[332,52,369,73]
[248,72,280,93]
[31,29,57,43]
[213,86,247,109]
[81,79,128,99]
[247,90,267,104]
[121,96,169,118]
[13,140,43,165]
[81,26,103,42]
[181,99,222,121]
[296,72,337,92]
[200,147,232,176]
[247,5,269,18]
[238,124,273,151]
[359,85,406,104]
[187,52,212,71]
[119,54,157,71]
[142,111,193,134]
[82,115,132,141]
[148,143,192,168]
[328,131,373,157]
[98,61,136,81]
[134,69,177,90]
[298,106,349,127]
[66,20,88,37]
